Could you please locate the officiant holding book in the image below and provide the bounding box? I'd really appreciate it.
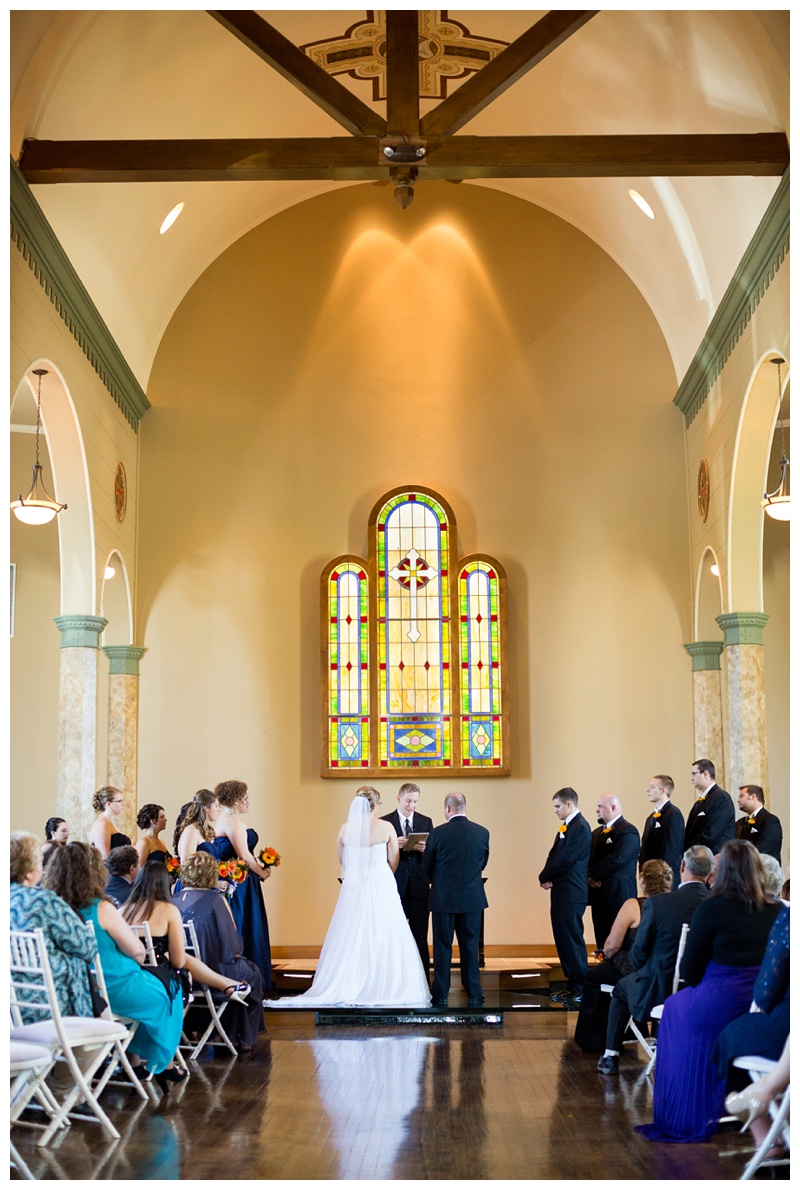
[382,783,434,978]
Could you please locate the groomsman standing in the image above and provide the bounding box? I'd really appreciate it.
[683,758,735,854]
[735,785,783,864]
[382,783,434,977]
[587,795,640,951]
[539,787,591,1010]
[639,775,684,887]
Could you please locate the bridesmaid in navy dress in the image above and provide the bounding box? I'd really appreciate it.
[199,779,273,991]
[89,786,131,859]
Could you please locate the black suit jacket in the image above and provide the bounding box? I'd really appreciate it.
[683,785,735,854]
[538,813,591,904]
[381,809,434,899]
[622,880,709,1018]
[639,800,685,886]
[422,816,489,914]
[735,809,783,865]
[588,817,640,911]
[105,873,133,907]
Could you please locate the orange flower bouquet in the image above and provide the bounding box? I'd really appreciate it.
[166,856,181,876]
[258,846,281,870]
[218,858,248,897]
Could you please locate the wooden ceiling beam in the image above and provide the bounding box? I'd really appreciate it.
[19,133,789,184]
[421,11,599,138]
[208,10,386,138]
[385,11,420,135]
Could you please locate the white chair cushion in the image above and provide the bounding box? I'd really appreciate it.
[10,1039,57,1069]
[11,1017,128,1046]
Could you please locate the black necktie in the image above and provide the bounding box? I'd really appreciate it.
[404,817,411,838]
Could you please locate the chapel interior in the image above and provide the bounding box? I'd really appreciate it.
[8,8,791,1181]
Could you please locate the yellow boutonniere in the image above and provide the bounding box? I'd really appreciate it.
[747,817,756,825]
[602,826,612,834]
[558,824,567,834]
[697,795,706,802]
[652,811,661,819]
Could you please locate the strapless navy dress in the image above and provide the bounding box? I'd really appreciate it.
[199,830,272,990]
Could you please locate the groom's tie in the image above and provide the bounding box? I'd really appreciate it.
[404,817,411,838]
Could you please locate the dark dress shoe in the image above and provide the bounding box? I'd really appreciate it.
[432,999,448,1007]
[560,992,583,1010]
[468,999,485,1007]
[596,1055,620,1075]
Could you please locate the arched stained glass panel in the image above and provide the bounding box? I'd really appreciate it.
[459,559,504,768]
[325,561,370,769]
[376,492,452,768]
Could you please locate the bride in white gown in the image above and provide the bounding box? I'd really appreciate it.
[270,787,431,1007]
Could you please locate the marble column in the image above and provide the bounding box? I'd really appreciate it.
[716,613,770,804]
[683,641,725,788]
[54,614,107,842]
[102,646,146,844]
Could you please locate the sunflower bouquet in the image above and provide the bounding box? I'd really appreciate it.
[258,846,281,870]
[166,856,181,877]
[218,858,248,898]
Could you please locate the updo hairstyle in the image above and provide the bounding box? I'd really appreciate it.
[137,804,164,831]
[355,785,381,811]
[180,851,219,890]
[44,817,66,841]
[92,786,122,815]
[640,859,674,896]
[172,789,216,852]
[215,780,248,809]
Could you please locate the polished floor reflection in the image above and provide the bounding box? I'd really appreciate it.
[12,1013,755,1180]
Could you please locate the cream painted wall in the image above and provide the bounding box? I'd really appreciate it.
[139,183,693,947]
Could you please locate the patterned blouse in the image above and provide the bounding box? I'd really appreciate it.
[10,883,97,1019]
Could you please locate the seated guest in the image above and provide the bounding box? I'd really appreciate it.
[735,784,782,864]
[596,845,712,1071]
[713,904,789,1088]
[122,862,251,1014]
[42,817,69,867]
[758,854,785,902]
[10,832,96,1018]
[105,845,139,907]
[42,842,184,1092]
[781,878,789,901]
[635,840,781,1143]
[136,804,172,866]
[173,851,264,1051]
[725,1033,790,1160]
[173,789,220,865]
[575,859,673,1052]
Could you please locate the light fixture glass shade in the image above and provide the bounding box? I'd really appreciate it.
[10,461,66,524]
[761,457,790,521]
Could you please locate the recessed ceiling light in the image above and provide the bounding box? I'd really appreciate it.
[628,189,655,220]
[159,202,185,235]
[104,565,115,580]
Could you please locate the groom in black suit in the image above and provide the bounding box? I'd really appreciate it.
[382,782,434,976]
[422,793,490,1006]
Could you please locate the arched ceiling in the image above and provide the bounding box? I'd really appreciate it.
[11,9,789,391]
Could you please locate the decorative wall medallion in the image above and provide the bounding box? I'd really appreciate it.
[697,458,709,522]
[114,462,127,522]
[301,11,508,102]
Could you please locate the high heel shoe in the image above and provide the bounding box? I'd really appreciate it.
[725,1088,771,1130]
[224,981,251,1005]
[153,1072,171,1095]
[161,1066,189,1084]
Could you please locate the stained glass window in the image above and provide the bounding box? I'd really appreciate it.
[321,488,508,776]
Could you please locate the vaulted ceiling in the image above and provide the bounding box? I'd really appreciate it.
[10,9,790,389]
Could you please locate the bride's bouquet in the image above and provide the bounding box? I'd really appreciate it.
[257,846,281,870]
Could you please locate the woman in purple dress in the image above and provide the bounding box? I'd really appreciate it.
[635,840,781,1143]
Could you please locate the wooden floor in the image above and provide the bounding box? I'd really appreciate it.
[12,1010,759,1181]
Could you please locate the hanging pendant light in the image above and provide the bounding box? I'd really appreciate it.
[761,358,790,522]
[10,368,68,525]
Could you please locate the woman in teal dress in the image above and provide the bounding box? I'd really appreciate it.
[42,842,184,1088]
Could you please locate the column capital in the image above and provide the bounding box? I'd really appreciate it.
[716,612,770,646]
[103,645,146,676]
[54,614,108,649]
[684,640,724,671]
